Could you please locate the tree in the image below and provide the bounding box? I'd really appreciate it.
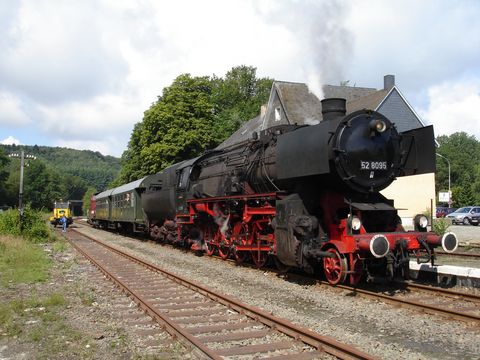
[23,161,64,210]
[436,132,480,207]
[212,66,273,142]
[63,174,88,201]
[0,148,10,203]
[119,74,217,177]
[117,65,273,182]
[82,187,97,215]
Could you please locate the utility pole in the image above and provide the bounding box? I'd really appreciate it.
[436,153,451,207]
[8,150,37,217]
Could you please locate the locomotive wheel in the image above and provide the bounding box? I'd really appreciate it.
[202,225,216,256]
[323,248,348,285]
[251,249,268,268]
[214,229,231,260]
[233,247,248,264]
[232,222,249,265]
[205,241,216,256]
[218,245,231,260]
[273,257,290,274]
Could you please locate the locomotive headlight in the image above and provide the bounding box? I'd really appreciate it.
[351,216,362,231]
[414,214,429,232]
[370,119,387,133]
[348,215,362,232]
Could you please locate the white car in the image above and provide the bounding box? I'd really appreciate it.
[446,206,480,225]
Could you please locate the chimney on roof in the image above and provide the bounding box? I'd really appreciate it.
[384,75,395,90]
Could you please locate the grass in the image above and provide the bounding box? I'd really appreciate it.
[52,238,68,252]
[75,285,97,306]
[0,292,66,336]
[0,291,96,359]
[0,235,51,286]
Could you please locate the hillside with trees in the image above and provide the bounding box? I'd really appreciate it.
[0,144,120,210]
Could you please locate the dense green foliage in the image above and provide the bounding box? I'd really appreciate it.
[116,65,273,184]
[0,144,120,210]
[211,65,274,142]
[81,187,97,215]
[435,132,480,207]
[0,207,53,243]
[0,148,10,201]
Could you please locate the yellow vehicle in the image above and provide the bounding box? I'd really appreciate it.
[49,201,73,227]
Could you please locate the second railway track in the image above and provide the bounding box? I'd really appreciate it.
[65,228,375,360]
[318,280,480,325]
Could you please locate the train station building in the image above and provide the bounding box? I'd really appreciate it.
[219,75,436,225]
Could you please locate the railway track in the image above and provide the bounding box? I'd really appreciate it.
[435,250,480,259]
[319,281,480,325]
[65,228,375,360]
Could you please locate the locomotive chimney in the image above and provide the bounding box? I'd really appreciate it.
[321,98,346,121]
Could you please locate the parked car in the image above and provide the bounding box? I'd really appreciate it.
[436,206,457,218]
[471,214,479,226]
[446,206,480,225]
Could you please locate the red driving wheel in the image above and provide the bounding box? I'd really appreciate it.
[232,222,249,265]
[216,229,231,260]
[323,248,348,285]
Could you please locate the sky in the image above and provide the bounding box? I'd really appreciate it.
[0,0,479,157]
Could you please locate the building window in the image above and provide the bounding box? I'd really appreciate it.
[275,107,282,122]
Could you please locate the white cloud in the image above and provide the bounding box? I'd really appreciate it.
[344,0,480,93]
[419,78,480,140]
[36,93,144,156]
[0,91,30,126]
[0,0,128,103]
[0,0,479,156]
[1,136,22,145]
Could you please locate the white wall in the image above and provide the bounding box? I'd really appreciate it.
[381,173,436,226]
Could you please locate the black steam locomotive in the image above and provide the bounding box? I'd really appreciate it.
[90,98,458,285]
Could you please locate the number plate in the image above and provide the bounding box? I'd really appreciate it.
[360,161,387,170]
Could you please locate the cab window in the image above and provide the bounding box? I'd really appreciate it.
[177,167,190,190]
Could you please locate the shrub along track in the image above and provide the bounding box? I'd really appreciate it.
[65,228,375,360]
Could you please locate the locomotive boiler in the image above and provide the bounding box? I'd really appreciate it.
[137,97,458,284]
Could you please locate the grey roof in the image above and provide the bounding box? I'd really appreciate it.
[347,89,389,113]
[217,115,263,149]
[264,81,324,126]
[95,189,113,200]
[217,79,425,150]
[111,177,147,195]
[323,84,378,102]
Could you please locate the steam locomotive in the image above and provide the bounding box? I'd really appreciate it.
[89,98,458,285]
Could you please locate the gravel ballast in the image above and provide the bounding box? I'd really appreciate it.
[75,222,480,359]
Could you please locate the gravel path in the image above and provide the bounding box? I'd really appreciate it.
[74,222,480,360]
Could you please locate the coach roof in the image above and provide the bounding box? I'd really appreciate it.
[111,177,147,196]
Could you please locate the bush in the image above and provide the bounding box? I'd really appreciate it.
[0,206,53,243]
[432,218,451,235]
[0,209,21,236]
